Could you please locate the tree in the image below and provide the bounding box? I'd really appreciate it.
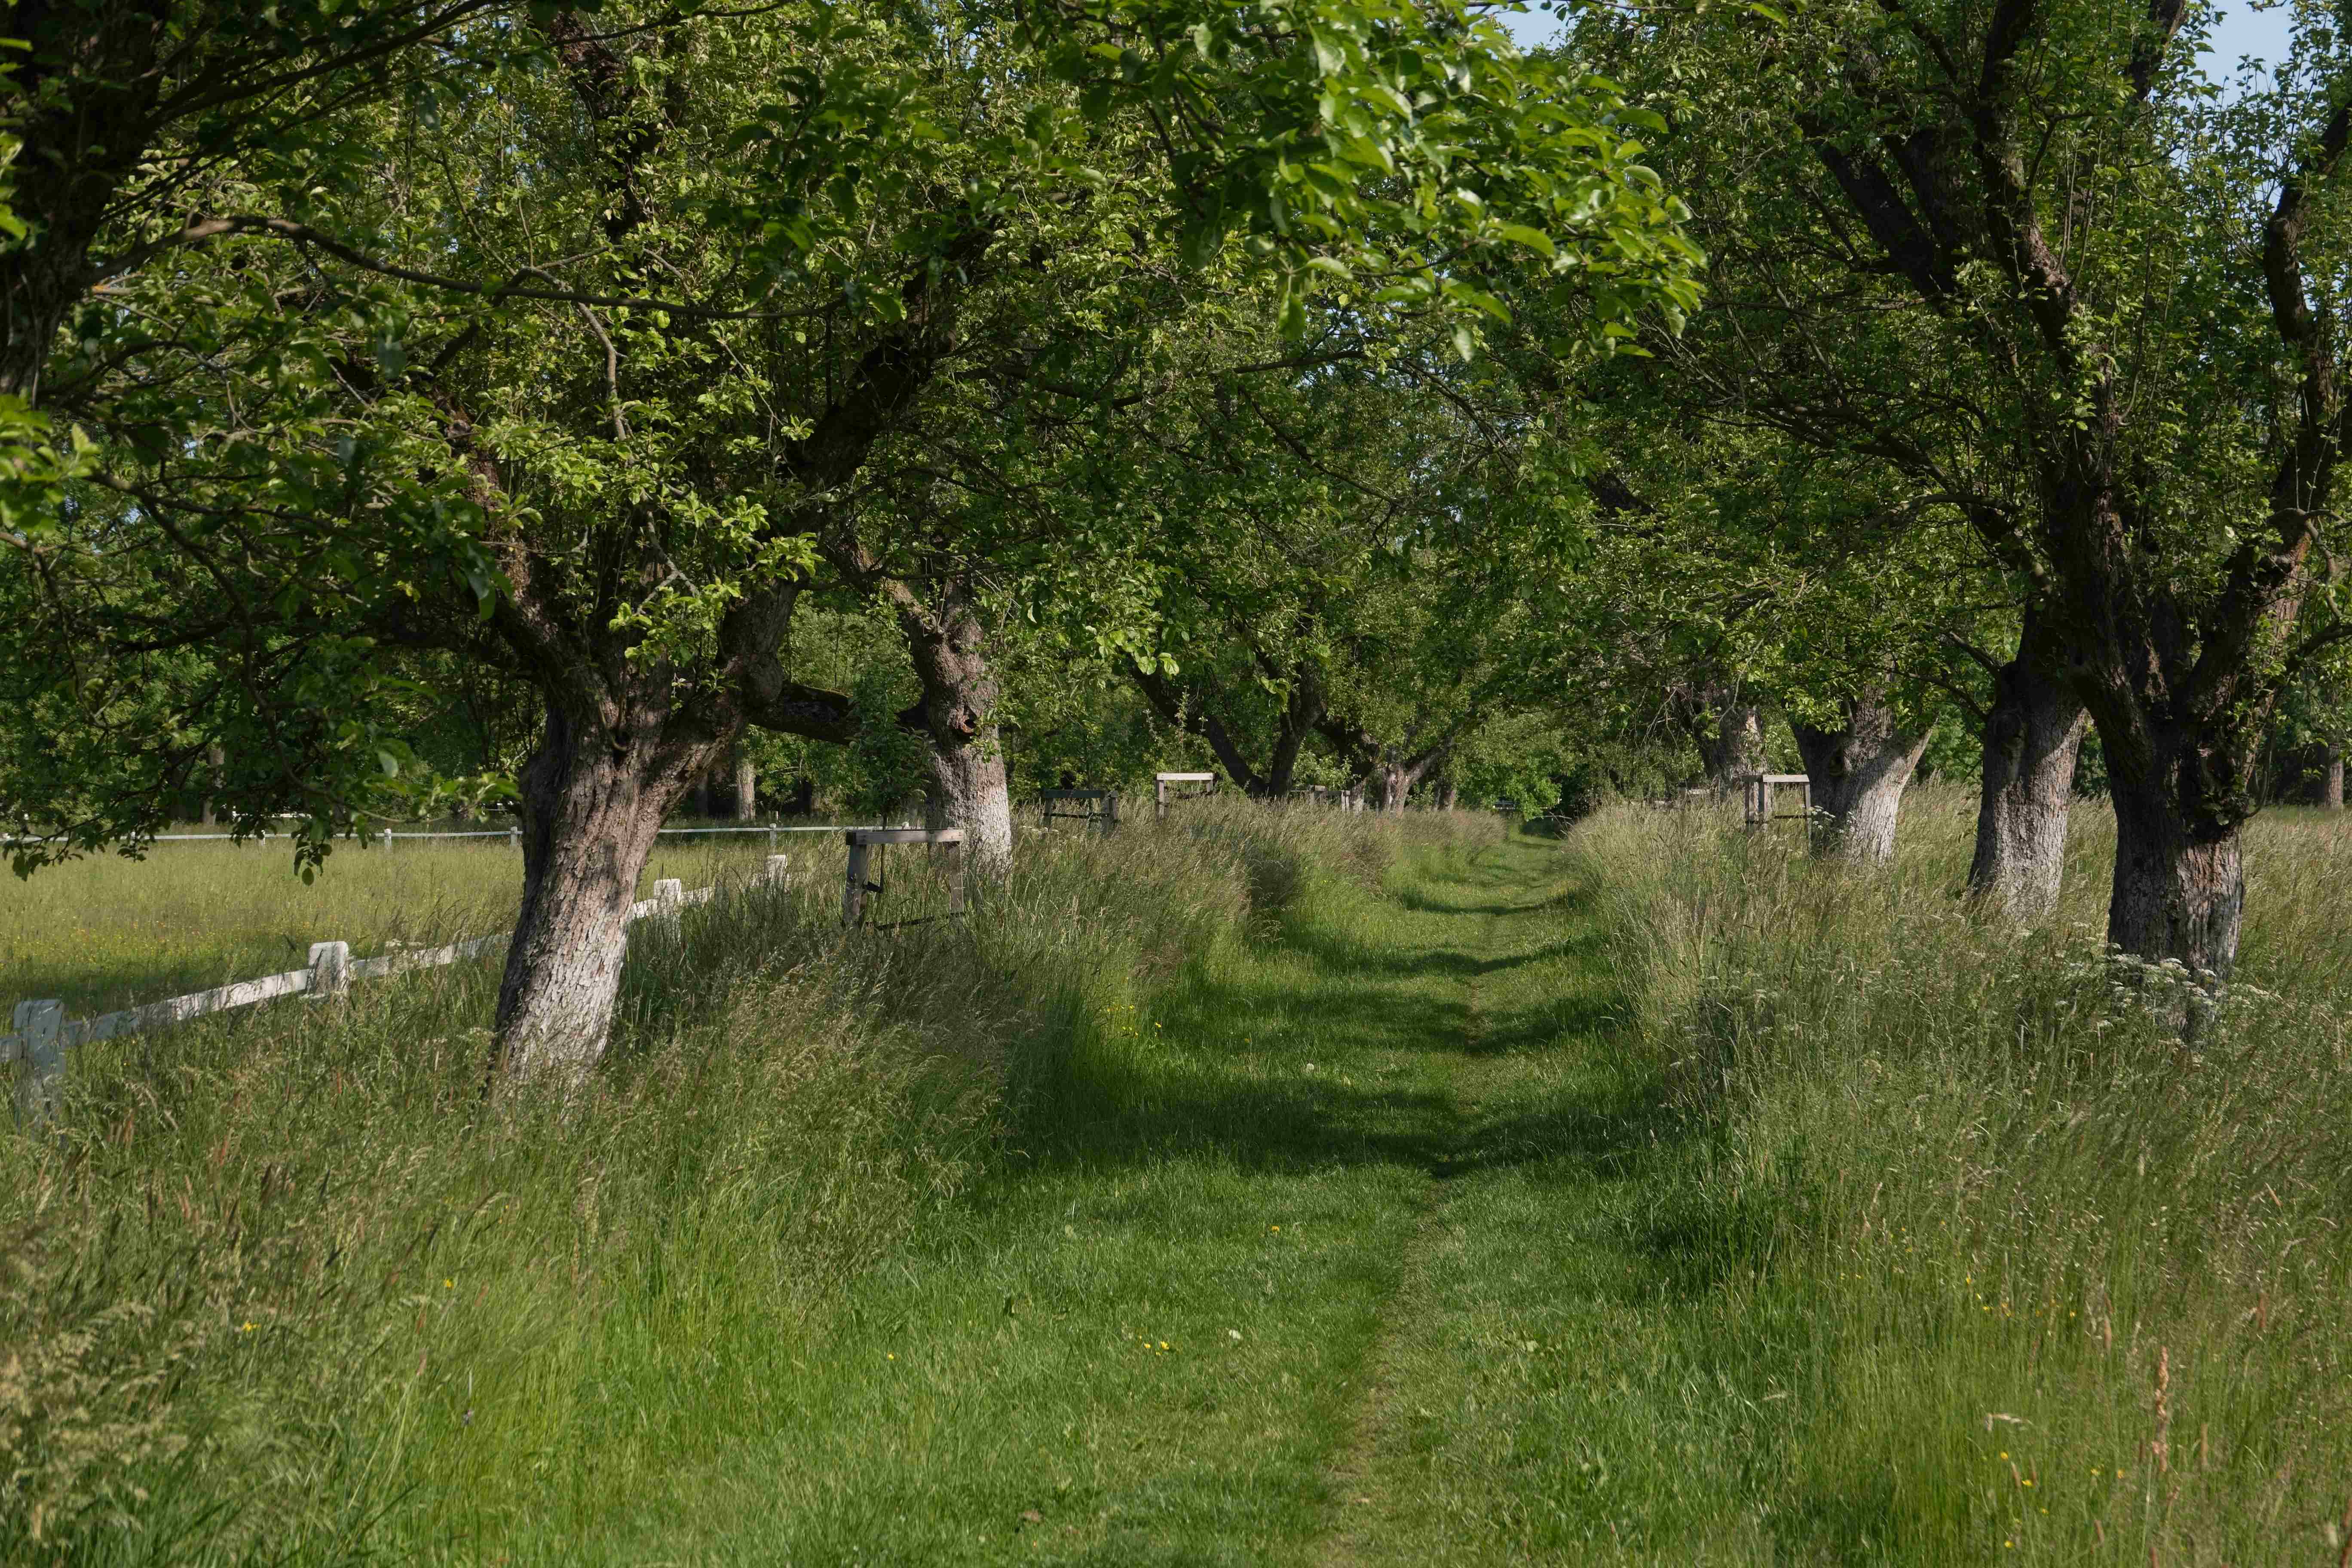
[8,0,1702,1083]
[1589,0,2352,968]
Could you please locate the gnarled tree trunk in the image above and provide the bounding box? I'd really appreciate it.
[1703,703,1767,791]
[1967,611,2088,921]
[894,581,1013,876]
[1789,688,1930,862]
[2097,717,2249,980]
[495,702,703,1088]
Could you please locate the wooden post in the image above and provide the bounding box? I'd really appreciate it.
[509,824,521,851]
[13,999,64,1129]
[1102,793,1118,834]
[843,840,871,926]
[946,837,966,918]
[767,822,779,851]
[1156,777,1169,821]
[308,940,351,1001]
[382,828,395,852]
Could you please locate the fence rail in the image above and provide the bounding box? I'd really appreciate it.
[6,858,786,1127]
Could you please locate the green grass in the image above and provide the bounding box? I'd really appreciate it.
[6,795,2350,1564]
[1,836,796,1019]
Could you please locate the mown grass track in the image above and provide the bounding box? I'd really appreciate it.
[505,831,1704,1566]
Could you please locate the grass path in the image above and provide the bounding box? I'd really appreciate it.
[452,832,1777,1565]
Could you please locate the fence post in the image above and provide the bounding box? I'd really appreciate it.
[946,838,966,918]
[762,854,791,890]
[510,825,521,852]
[381,828,394,853]
[842,839,871,926]
[1156,778,1169,822]
[308,941,351,1001]
[768,822,778,851]
[12,999,64,1129]
[1103,793,1118,835]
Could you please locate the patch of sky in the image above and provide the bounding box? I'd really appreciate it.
[1493,1,2303,90]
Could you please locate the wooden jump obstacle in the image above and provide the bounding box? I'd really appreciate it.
[1154,772,1218,821]
[1039,788,1118,834]
[840,827,966,929]
[1740,772,1813,828]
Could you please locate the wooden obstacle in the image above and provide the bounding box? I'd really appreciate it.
[1739,773,1813,827]
[1040,789,1118,834]
[1154,772,1218,821]
[841,827,965,929]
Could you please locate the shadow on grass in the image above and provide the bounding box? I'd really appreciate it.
[994,839,1698,1215]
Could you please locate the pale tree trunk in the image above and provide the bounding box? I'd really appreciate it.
[1967,612,2089,921]
[494,703,703,1089]
[894,582,1013,875]
[735,750,758,818]
[1366,750,1439,812]
[1789,689,1930,863]
[2324,743,2345,809]
[1702,704,1767,791]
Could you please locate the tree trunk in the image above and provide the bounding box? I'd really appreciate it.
[2107,785,2244,981]
[1701,703,1767,790]
[199,742,224,827]
[1365,750,1438,812]
[494,704,695,1089]
[1966,613,2089,922]
[2324,744,2345,810]
[1788,689,1930,862]
[895,583,1013,875]
[1437,777,1459,811]
[735,750,758,818]
[2100,734,2248,980]
[3,2,168,406]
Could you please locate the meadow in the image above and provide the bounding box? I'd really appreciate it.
[3,796,2348,1564]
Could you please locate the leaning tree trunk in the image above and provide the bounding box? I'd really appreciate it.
[1789,690,1930,863]
[1967,612,2089,921]
[896,586,1014,875]
[494,703,704,1089]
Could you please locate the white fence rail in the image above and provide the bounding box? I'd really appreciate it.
[5,858,785,1127]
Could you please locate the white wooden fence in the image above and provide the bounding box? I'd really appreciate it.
[3,856,793,1127]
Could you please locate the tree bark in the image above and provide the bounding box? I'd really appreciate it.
[3,0,168,405]
[493,702,693,1089]
[1701,703,1767,790]
[893,582,1014,875]
[734,750,757,819]
[1788,689,1930,862]
[1966,612,2088,921]
[2323,743,2345,809]
[2095,714,2250,980]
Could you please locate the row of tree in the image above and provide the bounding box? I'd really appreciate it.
[7,0,2350,1086]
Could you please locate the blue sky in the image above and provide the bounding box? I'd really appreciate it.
[1498,2,2302,82]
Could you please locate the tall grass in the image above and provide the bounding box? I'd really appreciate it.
[0,802,1418,1563]
[1575,788,2352,1562]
